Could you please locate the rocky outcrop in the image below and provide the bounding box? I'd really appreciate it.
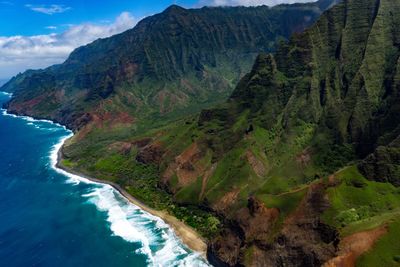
[208,197,279,266]
[136,142,165,165]
[236,197,280,245]
[208,228,243,267]
[208,183,339,266]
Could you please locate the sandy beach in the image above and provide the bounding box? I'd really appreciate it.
[55,137,208,256]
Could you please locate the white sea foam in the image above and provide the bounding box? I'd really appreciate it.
[1,108,67,130]
[49,134,98,186]
[81,185,210,267]
[1,106,211,267]
[0,91,12,97]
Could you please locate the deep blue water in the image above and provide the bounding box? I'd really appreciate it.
[0,92,209,267]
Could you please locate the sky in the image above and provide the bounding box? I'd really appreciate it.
[0,0,316,80]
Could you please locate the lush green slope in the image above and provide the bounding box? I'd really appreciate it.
[2,2,333,130]
[200,0,400,264]
[74,0,399,265]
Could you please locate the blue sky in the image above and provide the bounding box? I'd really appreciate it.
[0,0,314,80]
[0,0,200,36]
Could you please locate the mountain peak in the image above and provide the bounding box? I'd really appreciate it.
[164,4,187,14]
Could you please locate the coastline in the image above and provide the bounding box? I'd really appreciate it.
[0,93,208,259]
[55,135,208,256]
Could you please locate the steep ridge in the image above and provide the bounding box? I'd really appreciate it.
[2,2,334,130]
[202,0,400,265]
[110,0,399,265]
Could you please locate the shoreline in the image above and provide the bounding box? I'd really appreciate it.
[0,93,209,260]
[55,135,208,257]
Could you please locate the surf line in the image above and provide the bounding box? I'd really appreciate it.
[0,98,209,266]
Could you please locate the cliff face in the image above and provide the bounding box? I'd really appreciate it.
[194,0,400,187]
[1,2,333,130]
[150,0,399,265]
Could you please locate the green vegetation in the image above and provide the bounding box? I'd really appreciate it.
[322,167,400,235]
[314,143,355,174]
[356,218,400,267]
[61,159,75,168]
[258,188,307,217]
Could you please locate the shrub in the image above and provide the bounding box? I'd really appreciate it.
[336,208,359,225]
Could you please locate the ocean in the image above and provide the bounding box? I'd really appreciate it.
[0,92,209,267]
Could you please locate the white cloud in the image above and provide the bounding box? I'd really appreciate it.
[0,12,136,80]
[197,0,315,7]
[25,4,71,15]
[45,26,57,30]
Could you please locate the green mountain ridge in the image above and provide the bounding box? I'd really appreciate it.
[2,1,333,130]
